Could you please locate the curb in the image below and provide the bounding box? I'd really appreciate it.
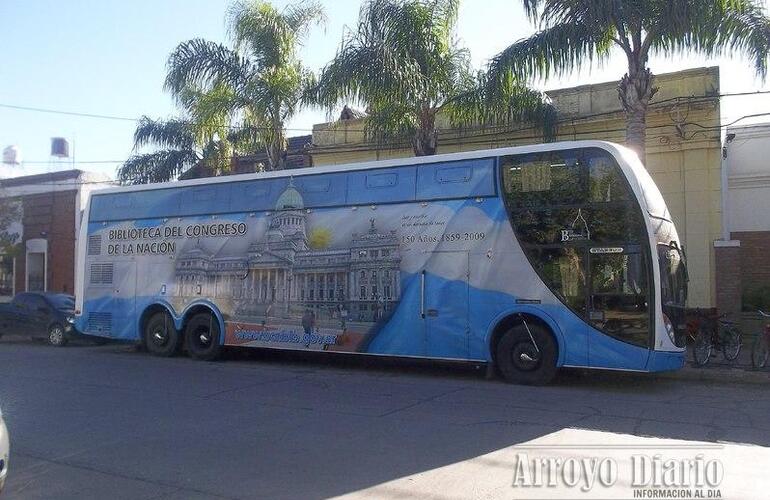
[655,365,770,385]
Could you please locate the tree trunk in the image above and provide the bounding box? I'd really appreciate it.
[618,63,657,163]
[412,111,437,156]
[267,129,286,171]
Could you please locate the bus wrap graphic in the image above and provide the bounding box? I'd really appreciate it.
[84,176,509,358]
[77,142,689,379]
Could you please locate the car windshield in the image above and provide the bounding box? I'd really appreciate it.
[46,294,75,311]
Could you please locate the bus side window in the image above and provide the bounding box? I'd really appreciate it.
[192,187,215,202]
[230,181,272,213]
[435,166,471,183]
[366,173,398,188]
[416,159,495,200]
[348,167,417,204]
[295,173,346,207]
[112,194,134,209]
[179,185,230,215]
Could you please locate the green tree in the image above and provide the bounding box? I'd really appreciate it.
[0,197,21,254]
[490,0,770,159]
[313,0,556,156]
[118,85,234,184]
[164,0,324,171]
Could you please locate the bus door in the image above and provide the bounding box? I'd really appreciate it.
[422,251,469,359]
[87,259,136,339]
[111,260,137,339]
[586,245,651,369]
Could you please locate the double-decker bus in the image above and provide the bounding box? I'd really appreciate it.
[75,141,688,384]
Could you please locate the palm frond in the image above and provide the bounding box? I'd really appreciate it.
[364,101,418,146]
[446,70,557,140]
[228,0,324,68]
[165,39,253,95]
[284,1,327,39]
[132,117,196,151]
[118,149,201,184]
[314,0,554,154]
[489,20,613,81]
[178,83,241,145]
[650,0,770,78]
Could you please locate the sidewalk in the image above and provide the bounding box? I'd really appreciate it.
[656,343,770,385]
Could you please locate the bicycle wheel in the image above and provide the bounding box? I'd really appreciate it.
[693,328,713,366]
[751,334,770,369]
[721,325,742,361]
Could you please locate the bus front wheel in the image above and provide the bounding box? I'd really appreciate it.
[184,313,222,361]
[144,312,180,357]
[496,323,557,385]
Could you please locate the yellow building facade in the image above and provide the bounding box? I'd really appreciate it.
[310,67,722,307]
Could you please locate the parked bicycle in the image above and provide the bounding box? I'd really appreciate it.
[751,310,770,369]
[686,309,743,366]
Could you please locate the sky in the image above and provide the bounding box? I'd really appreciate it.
[2,0,770,179]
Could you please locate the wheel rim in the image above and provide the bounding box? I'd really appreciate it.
[753,338,770,368]
[197,328,211,346]
[49,327,63,345]
[511,342,540,372]
[694,337,711,365]
[723,332,741,360]
[191,325,213,351]
[151,326,169,347]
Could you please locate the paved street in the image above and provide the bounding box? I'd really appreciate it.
[1,340,769,499]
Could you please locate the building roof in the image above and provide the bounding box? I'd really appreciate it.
[181,135,314,180]
[339,105,367,121]
[0,169,84,187]
[0,169,114,198]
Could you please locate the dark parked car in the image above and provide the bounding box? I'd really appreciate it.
[0,292,77,346]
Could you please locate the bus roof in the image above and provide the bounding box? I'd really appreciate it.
[95,140,626,196]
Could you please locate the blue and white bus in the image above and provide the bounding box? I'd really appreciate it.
[75,141,688,384]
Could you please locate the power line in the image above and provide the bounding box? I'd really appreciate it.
[0,103,138,122]
[0,89,765,135]
[14,109,759,165]
[0,102,318,132]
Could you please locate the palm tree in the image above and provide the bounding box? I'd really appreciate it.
[313,0,556,157]
[490,0,770,159]
[118,85,235,184]
[164,0,325,170]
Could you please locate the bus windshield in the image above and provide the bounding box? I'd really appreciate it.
[501,147,653,348]
[658,243,688,309]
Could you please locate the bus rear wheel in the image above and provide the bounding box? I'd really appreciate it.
[496,323,557,385]
[184,313,222,361]
[144,312,180,357]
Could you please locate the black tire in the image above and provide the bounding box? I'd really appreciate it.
[721,326,742,361]
[495,322,557,385]
[47,323,68,347]
[692,328,712,366]
[184,313,222,361]
[144,312,180,357]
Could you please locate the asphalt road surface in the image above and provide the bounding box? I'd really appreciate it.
[1,340,769,499]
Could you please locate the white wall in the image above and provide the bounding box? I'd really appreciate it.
[726,123,770,233]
